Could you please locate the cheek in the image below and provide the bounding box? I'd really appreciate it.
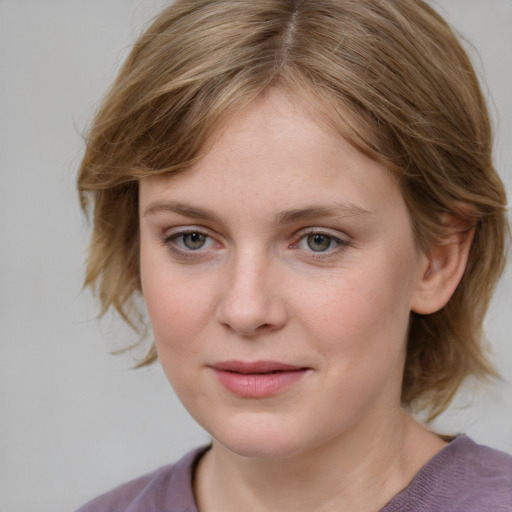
[140,245,214,352]
[141,266,214,401]
[299,273,412,415]
[294,259,414,360]
[144,276,211,347]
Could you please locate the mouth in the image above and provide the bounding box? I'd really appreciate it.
[209,360,310,398]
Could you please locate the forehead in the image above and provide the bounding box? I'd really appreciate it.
[139,91,405,227]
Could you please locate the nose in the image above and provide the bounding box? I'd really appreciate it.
[215,250,288,337]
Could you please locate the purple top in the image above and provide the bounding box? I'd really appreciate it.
[76,436,512,511]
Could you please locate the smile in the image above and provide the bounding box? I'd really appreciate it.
[210,361,310,398]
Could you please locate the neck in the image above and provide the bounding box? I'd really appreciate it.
[194,411,446,512]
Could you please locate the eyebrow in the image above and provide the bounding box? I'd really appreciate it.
[144,201,223,222]
[275,204,374,224]
[144,200,373,223]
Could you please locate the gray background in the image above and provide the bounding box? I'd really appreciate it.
[0,1,510,511]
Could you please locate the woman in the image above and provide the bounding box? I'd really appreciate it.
[76,0,511,510]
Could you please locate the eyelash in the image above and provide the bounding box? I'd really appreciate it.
[161,227,352,261]
[290,228,352,260]
[162,228,218,260]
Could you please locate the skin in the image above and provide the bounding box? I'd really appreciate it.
[138,91,460,512]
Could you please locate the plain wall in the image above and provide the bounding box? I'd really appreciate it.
[0,1,510,511]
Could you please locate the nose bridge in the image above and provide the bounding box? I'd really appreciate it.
[216,244,286,336]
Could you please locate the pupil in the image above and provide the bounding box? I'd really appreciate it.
[308,234,330,251]
[184,232,205,249]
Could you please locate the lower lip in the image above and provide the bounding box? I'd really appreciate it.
[212,369,308,398]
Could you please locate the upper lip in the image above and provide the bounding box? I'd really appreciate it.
[210,360,307,374]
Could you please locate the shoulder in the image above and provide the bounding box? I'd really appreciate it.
[383,436,512,512]
[441,436,512,499]
[75,446,208,512]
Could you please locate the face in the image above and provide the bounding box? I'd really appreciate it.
[139,92,428,459]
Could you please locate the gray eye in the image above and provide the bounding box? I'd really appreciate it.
[306,234,332,252]
[182,232,207,250]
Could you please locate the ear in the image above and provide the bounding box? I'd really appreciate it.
[411,217,474,315]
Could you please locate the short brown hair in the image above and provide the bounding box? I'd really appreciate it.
[78,0,509,419]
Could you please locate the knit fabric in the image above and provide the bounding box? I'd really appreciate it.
[76,436,512,512]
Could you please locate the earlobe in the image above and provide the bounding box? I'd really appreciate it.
[411,219,474,315]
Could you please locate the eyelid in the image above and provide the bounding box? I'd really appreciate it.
[294,226,351,243]
[160,225,352,262]
[170,231,214,250]
[162,226,222,258]
[290,227,352,258]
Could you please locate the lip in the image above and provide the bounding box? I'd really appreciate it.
[209,360,310,398]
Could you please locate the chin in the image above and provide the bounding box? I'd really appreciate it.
[218,434,307,460]
[204,413,323,460]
